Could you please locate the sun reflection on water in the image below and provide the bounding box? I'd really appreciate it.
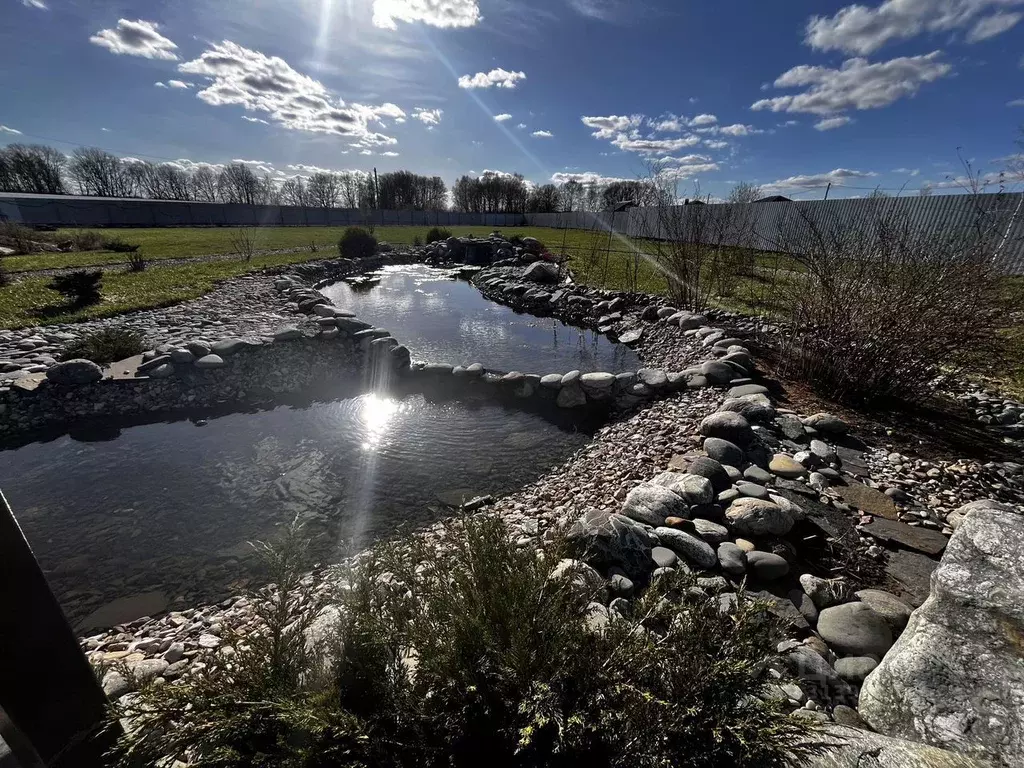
[359,393,401,451]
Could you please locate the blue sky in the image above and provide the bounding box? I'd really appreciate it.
[3,0,1024,199]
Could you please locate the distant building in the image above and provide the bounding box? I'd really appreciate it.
[754,195,792,203]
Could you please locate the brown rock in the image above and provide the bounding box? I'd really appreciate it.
[832,480,899,520]
[862,518,948,556]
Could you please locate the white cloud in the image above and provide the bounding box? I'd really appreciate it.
[372,0,481,30]
[516,123,527,129]
[101,127,111,132]
[241,115,270,124]
[286,163,366,177]
[704,139,729,149]
[761,167,878,196]
[567,0,630,21]
[22,0,47,8]
[892,167,921,176]
[0,125,23,135]
[494,113,513,122]
[168,79,193,89]
[381,151,400,157]
[612,135,701,153]
[551,171,631,186]
[413,107,443,125]
[718,123,762,136]
[814,115,852,130]
[90,19,179,61]
[652,117,684,132]
[155,81,168,88]
[968,10,1024,40]
[779,119,800,127]
[532,129,554,137]
[179,41,404,148]
[751,52,952,117]
[457,68,526,89]
[805,0,1024,55]
[360,149,373,155]
[689,113,718,127]
[581,114,644,139]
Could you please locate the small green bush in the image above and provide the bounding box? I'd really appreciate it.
[109,517,811,768]
[126,250,146,272]
[339,227,378,260]
[103,238,141,253]
[0,222,37,254]
[48,269,102,305]
[61,327,146,364]
[412,235,423,247]
[68,230,105,252]
[0,259,9,287]
[425,227,452,244]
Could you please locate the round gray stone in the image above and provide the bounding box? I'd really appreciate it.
[655,527,718,569]
[817,602,894,658]
[621,483,687,527]
[746,551,790,580]
[717,543,748,576]
[835,656,878,685]
[699,412,754,445]
[703,437,745,467]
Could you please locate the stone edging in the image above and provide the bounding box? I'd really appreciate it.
[0,255,761,442]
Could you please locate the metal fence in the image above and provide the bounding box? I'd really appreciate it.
[4,191,1023,274]
[526,193,1024,275]
[0,194,527,229]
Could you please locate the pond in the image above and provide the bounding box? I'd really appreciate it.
[320,264,640,374]
[2,381,596,632]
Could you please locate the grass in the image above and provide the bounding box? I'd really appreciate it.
[0,250,346,329]
[108,517,811,768]
[2,226,633,273]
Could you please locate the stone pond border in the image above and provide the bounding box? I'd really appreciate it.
[0,251,761,442]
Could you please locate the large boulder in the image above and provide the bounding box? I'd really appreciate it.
[725,497,795,537]
[566,510,654,582]
[621,483,687,526]
[523,261,560,284]
[46,359,102,385]
[859,500,1024,765]
[803,726,993,768]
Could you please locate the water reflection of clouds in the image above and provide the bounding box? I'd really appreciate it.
[320,265,640,374]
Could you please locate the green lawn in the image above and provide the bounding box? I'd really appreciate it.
[4,225,634,273]
[0,251,349,329]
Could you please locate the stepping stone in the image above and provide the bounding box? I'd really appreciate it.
[862,518,948,556]
[832,480,899,520]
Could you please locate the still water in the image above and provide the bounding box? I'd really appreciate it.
[2,384,594,630]
[320,264,639,374]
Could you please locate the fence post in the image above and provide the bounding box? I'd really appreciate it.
[0,489,118,766]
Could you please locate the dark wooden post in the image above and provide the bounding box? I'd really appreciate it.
[0,489,118,766]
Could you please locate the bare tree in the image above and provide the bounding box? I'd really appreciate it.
[307,172,341,208]
[727,182,763,204]
[217,163,270,205]
[559,179,583,212]
[67,147,138,197]
[0,144,67,194]
[191,166,219,202]
[279,177,310,207]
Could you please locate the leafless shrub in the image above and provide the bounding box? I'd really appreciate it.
[635,184,759,311]
[769,197,1009,404]
[230,228,258,262]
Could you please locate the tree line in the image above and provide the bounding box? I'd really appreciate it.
[0,142,673,213]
